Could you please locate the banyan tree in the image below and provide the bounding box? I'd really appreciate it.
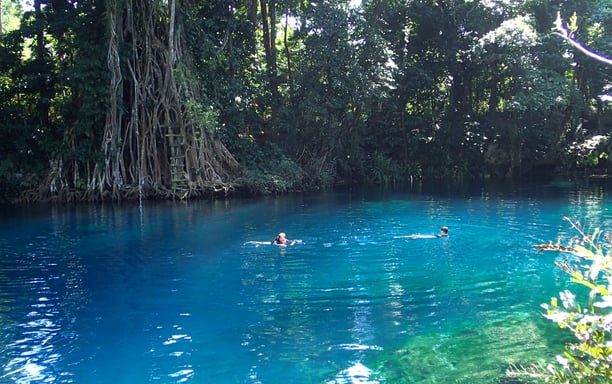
[23,0,241,202]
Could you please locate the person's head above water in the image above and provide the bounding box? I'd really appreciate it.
[440,226,449,236]
[273,232,289,244]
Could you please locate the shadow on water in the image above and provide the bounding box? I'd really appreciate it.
[332,176,612,200]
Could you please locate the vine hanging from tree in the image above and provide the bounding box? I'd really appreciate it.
[24,0,241,202]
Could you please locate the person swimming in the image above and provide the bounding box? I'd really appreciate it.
[438,226,449,237]
[273,232,297,246]
[394,226,449,239]
[244,232,301,246]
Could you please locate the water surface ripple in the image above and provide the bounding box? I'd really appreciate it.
[0,183,611,383]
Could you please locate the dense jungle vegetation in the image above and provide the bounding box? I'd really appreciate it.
[0,0,610,202]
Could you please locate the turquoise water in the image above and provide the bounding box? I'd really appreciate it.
[0,182,611,383]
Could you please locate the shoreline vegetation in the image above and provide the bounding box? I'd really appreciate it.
[1,2,610,205]
[6,171,611,205]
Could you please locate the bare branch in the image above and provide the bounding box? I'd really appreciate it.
[553,12,612,66]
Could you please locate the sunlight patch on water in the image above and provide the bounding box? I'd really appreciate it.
[168,367,194,382]
[163,334,192,346]
[328,362,380,384]
[2,362,46,384]
[331,343,384,351]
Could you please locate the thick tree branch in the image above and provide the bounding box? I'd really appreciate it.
[553,12,612,66]
[553,31,612,66]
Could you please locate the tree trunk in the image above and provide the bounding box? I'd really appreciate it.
[30,0,241,202]
[260,0,279,118]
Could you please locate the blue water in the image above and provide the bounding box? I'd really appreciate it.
[0,181,611,383]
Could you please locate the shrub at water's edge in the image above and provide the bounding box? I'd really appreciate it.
[509,218,612,382]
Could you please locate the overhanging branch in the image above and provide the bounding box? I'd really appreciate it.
[553,12,612,66]
[553,32,612,66]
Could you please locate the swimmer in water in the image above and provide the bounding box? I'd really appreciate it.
[244,232,301,246]
[438,226,449,237]
[272,232,297,246]
[395,226,448,239]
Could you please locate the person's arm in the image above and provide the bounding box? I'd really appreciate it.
[244,241,273,245]
[394,234,438,239]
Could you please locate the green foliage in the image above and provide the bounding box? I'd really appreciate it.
[511,218,612,382]
[0,0,611,200]
[288,0,368,185]
[543,220,612,382]
[0,0,109,200]
[240,157,304,195]
[184,99,219,135]
[232,137,305,194]
[567,12,579,36]
[1,0,23,33]
[0,159,18,199]
[368,152,402,185]
[566,134,611,169]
